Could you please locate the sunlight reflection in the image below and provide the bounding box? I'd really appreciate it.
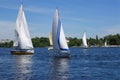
[49,58,70,80]
[13,55,33,80]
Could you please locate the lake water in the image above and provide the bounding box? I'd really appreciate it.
[0,47,120,80]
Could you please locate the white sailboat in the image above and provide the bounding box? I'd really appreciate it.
[82,32,88,48]
[51,8,70,57]
[11,5,34,54]
[104,41,108,47]
[48,32,53,50]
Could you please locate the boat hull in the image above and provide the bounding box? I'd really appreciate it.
[48,46,53,50]
[83,47,88,49]
[11,49,34,55]
[81,46,88,49]
[49,49,70,58]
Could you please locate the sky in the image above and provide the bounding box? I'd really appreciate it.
[0,0,120,40]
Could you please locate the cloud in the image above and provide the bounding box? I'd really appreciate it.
[0,5,54,14]
[25,6,54,14]
[63,17,86,22]
[0,21,15,40]
[105,25,120,34]
[62,17,96,23]
[0,5,17,10]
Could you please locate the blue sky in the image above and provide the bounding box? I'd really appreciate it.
[0,0,120,40]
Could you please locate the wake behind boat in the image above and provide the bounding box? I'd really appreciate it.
[50,8,70,58]
[11,5,34,55]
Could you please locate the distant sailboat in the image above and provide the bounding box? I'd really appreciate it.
[48,32,53,50]
[104,41,108,47]
[82,32,88,48]
[51,8,70,57]
[11,5,34,54]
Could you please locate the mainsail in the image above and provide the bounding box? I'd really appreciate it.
[13,5,33,50]
[82,32,88,48]
[52,9,69,51]
[104,41,107,47]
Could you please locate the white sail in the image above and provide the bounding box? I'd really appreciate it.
[48,32,53,50]
[59,23,69,50]
[49,32,53,46]
[104,41,107,47]
[52,9,59,50]
[52,9,69,51]
[82,32,88,48]
[14,5,33,50]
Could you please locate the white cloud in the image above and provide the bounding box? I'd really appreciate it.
[0,5,17,10]
[105,25,120,34]
[62,17,95,23]
[0,21,15,40]
[0,5,54,14]
[25,6,54,14]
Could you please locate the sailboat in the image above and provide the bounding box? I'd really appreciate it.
[104,41,108,47]
[82,32,88,48]
[11,5,34,55]
[48,32,53,50]
[51,8,70,57]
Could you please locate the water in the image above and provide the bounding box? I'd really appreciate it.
[0,47,120,80]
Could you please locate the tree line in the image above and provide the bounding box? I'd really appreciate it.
[0,34,120,48]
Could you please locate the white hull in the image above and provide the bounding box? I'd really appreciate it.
[82,46,88,49]
[48,46,54,50]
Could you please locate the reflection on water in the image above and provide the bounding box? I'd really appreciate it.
[81,60,91,79]
[13,55,33,80]
[83,49,88,54]
[49,58,70,80]
[0,48,120,80]
[82,49,91,79]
